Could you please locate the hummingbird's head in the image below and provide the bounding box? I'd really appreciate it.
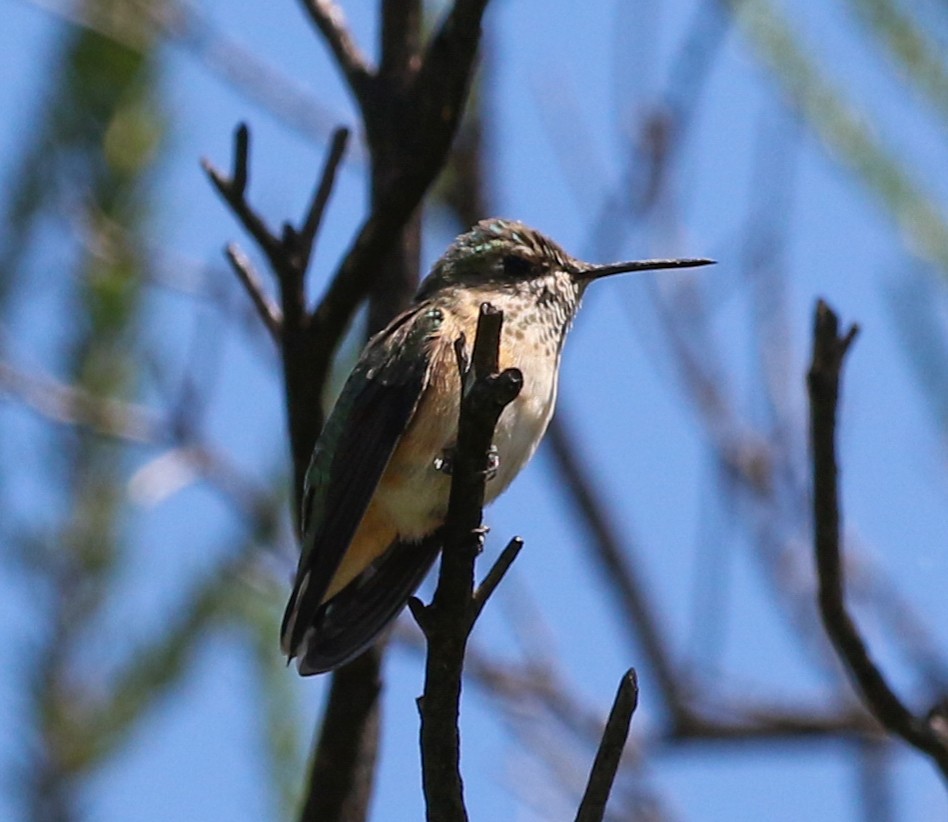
[417,218,578,301]
[416,218,713,306]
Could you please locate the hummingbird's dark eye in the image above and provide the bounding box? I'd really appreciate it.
[502,253,533,279]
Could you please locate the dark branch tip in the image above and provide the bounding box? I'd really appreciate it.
[489,368,523,404]
[618,667,640,708]
[478,301,501,318]
[231,122,250,195]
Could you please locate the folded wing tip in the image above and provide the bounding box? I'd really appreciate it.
[282,537,443,677]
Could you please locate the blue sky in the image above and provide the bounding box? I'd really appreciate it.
[1,0,947,820]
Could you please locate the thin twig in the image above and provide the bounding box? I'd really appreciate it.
[808,298,948,780]
[575,669,639,822]
[297,0,373,105]
[471,536,524,622]
[296,127,350,273]
[224,244,282,341]
[202,125,282,265]
[231,121,249,195]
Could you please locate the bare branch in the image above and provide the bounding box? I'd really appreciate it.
[808,298,948,780]
[298,647,383,822]
[471,536,524,622]
[205,121,353,507]
[224,244,282,341]
[575,669,639,822]
[297,0,373,105]
[296,127,350,276]
[202,124,282,264]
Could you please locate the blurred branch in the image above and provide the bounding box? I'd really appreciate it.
[849,0,948,128]
[411,304,523,822]
[244,597,305,819]
[7,20,165,813]
[398,614,880,766]
[545,415,686,720]
[636,125,841,675]
[224,244,283,341]
[0,356,276,524]
[729,0,948,279]
[0,358,165,442]
[298,646,384,822]
[856,738,895,822]
[25,0,348,145]
[54,542,275,772]
[298,0,372,105]
[808,299,948,780]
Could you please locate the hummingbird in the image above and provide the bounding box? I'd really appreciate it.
[281,218,712,674]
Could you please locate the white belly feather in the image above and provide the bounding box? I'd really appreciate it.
[376,318,560,540]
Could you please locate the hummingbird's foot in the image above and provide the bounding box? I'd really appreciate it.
[433,449,454,476]
[433,445,500,480]
[485,445,500,481]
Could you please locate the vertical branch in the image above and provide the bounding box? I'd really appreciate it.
[298,647,383,822]
[411,304,523,822]
[808,299,948,780]
[545,416,686,722]
[365,0,424,336]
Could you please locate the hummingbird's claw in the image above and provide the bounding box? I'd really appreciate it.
[434,448,454,476]
[434,444,500,480]
[485,445,500,481]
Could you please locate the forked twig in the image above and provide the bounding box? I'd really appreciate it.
[808,299,948,781]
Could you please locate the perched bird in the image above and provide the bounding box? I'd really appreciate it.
[281,218,712,674]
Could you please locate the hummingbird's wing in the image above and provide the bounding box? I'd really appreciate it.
[280,305,447,670]
[294,535,442,674]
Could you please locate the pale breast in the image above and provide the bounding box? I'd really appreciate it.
[487,333,559,502]
[373,298,561,538]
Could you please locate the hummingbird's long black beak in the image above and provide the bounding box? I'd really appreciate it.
[580,257,715,281]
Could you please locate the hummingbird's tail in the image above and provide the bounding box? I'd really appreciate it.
[290,536,441,675]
